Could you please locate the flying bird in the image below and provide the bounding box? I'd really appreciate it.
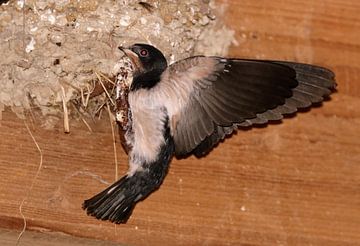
[83,43,336,223]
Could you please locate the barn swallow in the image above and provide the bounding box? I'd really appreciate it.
[83,43,336,223]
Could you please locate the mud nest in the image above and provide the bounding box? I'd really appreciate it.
[0,0,235,127]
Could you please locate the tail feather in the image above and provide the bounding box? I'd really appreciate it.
[83,175,139,223]
[83,168,168,223]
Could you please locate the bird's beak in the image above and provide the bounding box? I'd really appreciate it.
[118,46,136,59]
[118,46,143,72]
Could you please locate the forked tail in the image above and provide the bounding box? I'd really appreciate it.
[83,160,170,223]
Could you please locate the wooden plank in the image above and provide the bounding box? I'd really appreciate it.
[0,229,121,246]
[0,0,360,245]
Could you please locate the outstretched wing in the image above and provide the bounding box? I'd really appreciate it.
[158,56,336,157]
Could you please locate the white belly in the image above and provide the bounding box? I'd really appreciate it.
[127,89,168,174]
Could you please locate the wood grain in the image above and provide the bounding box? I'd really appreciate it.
[0,0,360,245]
[0,229,121,246]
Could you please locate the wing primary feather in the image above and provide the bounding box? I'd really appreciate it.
[249,115,268,125]
[286,95,312,109]
[258,110,283,121]
[294,83,330,102]
[293,87,323,103]
[273,61,336,89]
[271,104,297,115]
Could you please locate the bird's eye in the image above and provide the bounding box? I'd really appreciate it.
[139,49,148,57]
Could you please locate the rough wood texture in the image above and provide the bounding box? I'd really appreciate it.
[0,229,121,246]
[1,0,360,245]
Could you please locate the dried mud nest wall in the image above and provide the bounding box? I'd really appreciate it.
[0,0,234,126]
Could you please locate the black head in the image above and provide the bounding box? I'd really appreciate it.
[119,43,168,91]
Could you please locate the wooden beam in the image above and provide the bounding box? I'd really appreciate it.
[0,229,121,246]
[0,0,359,245]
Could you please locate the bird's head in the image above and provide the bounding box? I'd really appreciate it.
[119,43,168,91]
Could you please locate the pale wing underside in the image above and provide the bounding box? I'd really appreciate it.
[161,57,336,157]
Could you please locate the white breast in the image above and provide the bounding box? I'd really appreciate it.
[127,89,168,173]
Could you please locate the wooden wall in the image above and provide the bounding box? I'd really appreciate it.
[0,0,359,245]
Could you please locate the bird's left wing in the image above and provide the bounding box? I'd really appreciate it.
[157,56,335,157]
